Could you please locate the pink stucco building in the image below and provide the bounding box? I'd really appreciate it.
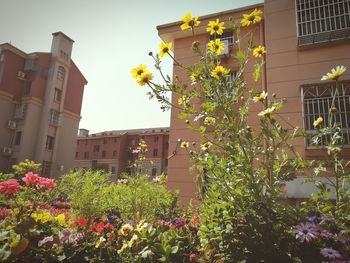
[74,127,169,179]
[0,32,87,177]
[157,1,350,204]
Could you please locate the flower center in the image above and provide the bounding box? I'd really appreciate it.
[215,45,219,49]
[137,69,144,75]
[248,15,256,22]
[216,71,222,77]
[188,20,195,27]
[163,47,169,53]
[142,76,149,83]
[214,25,219,31]
[302,230,308,234]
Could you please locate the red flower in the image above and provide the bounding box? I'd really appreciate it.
[95,222,105,232]
[0,179,21,195]
[76,217,88,227]
[189,253,197,262]
[22,172,40,185]
[37,177,55,190]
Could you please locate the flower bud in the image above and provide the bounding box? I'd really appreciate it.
[185,120,190,124]
[148,51,153,56]
[272,93,276,98]
[192,41,200,49]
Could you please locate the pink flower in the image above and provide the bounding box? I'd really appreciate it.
[132,149,140,154]
[37,177,56,190]
[22,172,40,185]
[0,179,21,195]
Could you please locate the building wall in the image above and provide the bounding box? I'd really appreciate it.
[0,33,87,177]
[74,128,170,179]
[265,0,350,158]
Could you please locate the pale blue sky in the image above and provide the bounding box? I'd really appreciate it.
[0,0,260,133]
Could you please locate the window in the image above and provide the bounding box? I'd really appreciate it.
[210,31,234,44]
[85,140,88,145]
[296,0,350,46]
[165,142,169,149]
[113,150,117,157]
[154,136,159,142]
[103,138,108,144]
[41,161,52,177]
[102,151,106,158]
[14,131,22,145]
[152,167,157,177]
[302,80,350,147]
[207,71,237,101]
[153,149,158,157]
[46,136,55,150]
[14,104,27,119]
[24,82,31,96]
[111,166,116,174]
[54,88,62,102]
[114,138,118,143]
[75,152,78,158]
[164,158,168,166]
[84,151,89,159]
[57,66,66,80]
[93,145,100,152]
[49,110,61,126]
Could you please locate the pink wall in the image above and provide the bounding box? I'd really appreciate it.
[64,61,87,115]
[0,50,25,101]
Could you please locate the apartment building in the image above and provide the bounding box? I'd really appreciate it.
[0,32,88,177]
[74,127,169,178]
[157,0,350,204]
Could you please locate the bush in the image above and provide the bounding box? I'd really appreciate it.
[57,169,178,221]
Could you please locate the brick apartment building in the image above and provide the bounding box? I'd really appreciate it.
[157,0,350,204]
[0,32,87,177]
[74,127,169,178]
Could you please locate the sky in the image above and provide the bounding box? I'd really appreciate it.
[0,0,261,133]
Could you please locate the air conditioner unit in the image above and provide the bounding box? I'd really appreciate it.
[17,71,26,79]
[7,120,16,129]
[1,147,12,155]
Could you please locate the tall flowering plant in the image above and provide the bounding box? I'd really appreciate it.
[131,9,350,262]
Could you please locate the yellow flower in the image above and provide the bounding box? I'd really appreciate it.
[253,45,266,58]
[131,64,147,79]
[253,91,268,102]
[321,66,346,81]
[204,117,216,125]
[119,224,133,236]
[136,72,153,86]
[180,12,200,31]
[136,220,148,232]
[313,117,323,127]
[201,142,213,151]
[95,236,106,248]
[208,39,225,56]
[127,234,139,248]
[181,141,189,148]
[31,210,53,223]
[117,243,128,254]
[240,9,263,27]
[206,19,225,35]
[211,65,230,79]
[158,42,172,58]
[55,214,66,227]
[258,106,276,117]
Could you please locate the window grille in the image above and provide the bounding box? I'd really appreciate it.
[302,80,350,147]
[49,110,62,126]
[296,0,350,46]
[210,31,234,44]
[41,161,52,177]
[14,104,27,119]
